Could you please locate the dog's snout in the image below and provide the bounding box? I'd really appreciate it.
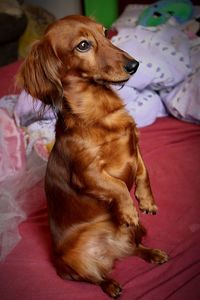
[124,60,139,75]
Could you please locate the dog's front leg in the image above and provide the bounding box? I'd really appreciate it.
[135,147,158,215]
[84,168,139,227]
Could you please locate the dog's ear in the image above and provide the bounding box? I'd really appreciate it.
[16,38,63,112]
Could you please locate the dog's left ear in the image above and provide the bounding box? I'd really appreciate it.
[16,38,63,112]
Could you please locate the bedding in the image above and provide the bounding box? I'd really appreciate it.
[111,3,200,127]
[0,72,54,261]
[0,3,200,299]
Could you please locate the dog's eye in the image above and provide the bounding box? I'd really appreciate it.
[76,40,91,52]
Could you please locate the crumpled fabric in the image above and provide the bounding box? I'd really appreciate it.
[0,108,25,182]
[0,94,52,261]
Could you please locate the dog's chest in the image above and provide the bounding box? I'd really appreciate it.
[96,130,137,188]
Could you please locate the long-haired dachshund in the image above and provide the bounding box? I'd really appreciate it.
[17,15,168,298]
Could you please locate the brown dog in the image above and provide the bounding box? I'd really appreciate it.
[17,15,168,298]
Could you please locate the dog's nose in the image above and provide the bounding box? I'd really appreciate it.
[124,60,139,75]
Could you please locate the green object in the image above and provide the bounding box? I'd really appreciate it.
[138,0,193,27]
[84,0,118,28]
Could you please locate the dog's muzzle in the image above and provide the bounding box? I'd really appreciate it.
[124,60,139,75]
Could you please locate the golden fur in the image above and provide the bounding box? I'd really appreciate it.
[17,15,168,298]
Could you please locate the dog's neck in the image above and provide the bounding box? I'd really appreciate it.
[61,75,133,129]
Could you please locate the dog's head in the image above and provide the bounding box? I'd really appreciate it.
[17,15,139,110]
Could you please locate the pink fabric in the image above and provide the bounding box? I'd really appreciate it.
[0,117,200,300]
[0,108,25,182]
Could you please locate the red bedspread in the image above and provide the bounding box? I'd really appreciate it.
[0,61,22,97]
[0,63,200,300]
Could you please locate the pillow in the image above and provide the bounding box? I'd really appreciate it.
[111,24,191,90]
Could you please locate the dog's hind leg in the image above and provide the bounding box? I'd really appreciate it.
[53,221,134,298]
[133,244,169,265]
[55,247,123,299]
[100,278,122,299]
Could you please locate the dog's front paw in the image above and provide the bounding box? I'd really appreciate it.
[139,202,158,215]
[118,204,139,227]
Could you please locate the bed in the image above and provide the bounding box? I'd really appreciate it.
[0,1,200,299]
